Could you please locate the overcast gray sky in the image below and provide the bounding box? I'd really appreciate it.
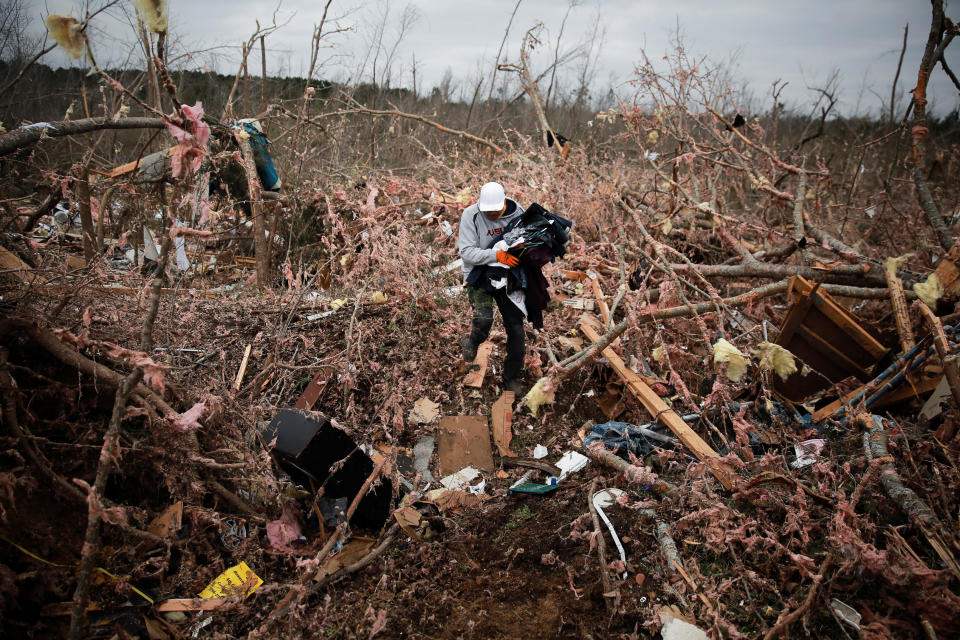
[26,0,960,116]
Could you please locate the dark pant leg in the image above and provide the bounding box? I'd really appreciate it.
[467,288,495,346]
[493,289,526,382]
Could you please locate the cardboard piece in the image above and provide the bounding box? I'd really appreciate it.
[147,501,183,538]
[464,341,495,388]
[408,397,441,424]
[921,376,952,420]
[491,391,516,457]
[436,416,494,476]
[314,538,376,581]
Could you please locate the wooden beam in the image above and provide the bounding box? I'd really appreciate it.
[580,317,738,490]
[590,277,611,327]
[464,341,494,388]
[155,598,228,612]
[233,344,252,391]
[491,391,516,457]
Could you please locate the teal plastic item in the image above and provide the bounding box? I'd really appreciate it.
[509,483,560,494]
[233,120,282,191]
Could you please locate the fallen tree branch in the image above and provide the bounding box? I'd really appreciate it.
[762,552,835,639]
[860,414,960,581]
[0,117,165,158]
[5,317,176,419]
[337,98,504,154]
[587,479,615,613]
[67,231,171,640]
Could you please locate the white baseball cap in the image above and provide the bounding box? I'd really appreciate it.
[477,182,506,211]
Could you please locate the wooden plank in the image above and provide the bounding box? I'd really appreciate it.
[810,372,941,422]
[795,325,872,379]
[100,146,176,179]
[463,340,494,388]
[233,344,252,391]
[776,285,815,346]
[155,598,228,612]
[491,391,516,458]
[792,276,887,358]
[580,317,737,490]
[590,277,611,327]
[294,367,334,410]
[870,374,941,409]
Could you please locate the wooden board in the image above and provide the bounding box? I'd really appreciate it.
[774,276,889,402]
[294,367,335,410]
[790,276,887,358]
[233,344,252,391]
[437,415,494,476]
[463,340,495,388]
[580,317,737,490]
[99,146,176,179]
[491,391,516,457]
[155,598,228,612]
[590,277,611,326]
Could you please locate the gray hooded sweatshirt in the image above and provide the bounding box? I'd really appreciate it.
[457,198,524,281]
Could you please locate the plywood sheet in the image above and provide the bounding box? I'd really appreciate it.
[437,415,493,476]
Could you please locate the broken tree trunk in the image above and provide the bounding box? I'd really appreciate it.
[910,0,955,251]
[75,166,95,263]
[236,133,269,288]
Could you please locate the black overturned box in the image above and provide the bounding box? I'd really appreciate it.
[261,408,392,530]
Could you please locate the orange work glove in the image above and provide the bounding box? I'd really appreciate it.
[497,250,519,267]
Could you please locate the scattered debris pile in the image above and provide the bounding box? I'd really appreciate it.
[1,4,959,639]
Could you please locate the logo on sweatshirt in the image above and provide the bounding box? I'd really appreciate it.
[486,228,503,237]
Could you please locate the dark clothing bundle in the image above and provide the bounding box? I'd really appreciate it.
[583,421,673,458]
[465,203,573,329]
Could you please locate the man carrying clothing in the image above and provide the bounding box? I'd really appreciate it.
[458,181,526,394]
